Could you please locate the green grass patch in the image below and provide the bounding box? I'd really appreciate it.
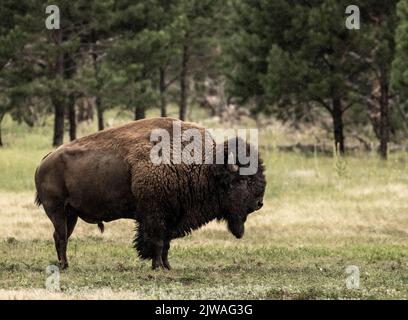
[0,239,406,299]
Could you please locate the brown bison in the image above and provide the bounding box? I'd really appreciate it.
[35,118,266,270]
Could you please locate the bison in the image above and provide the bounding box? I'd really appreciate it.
[35,118,266,270]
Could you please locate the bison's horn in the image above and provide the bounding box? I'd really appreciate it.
[227,152,239,172]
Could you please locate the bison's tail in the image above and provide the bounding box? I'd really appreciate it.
[34,192,42,207]
[133,223,154,260]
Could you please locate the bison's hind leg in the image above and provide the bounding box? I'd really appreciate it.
[43,201,78,269]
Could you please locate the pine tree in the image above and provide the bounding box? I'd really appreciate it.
[173,0,218,120]
[226,0,364,154]
[0,0,37,146]
[392,0,408,138]
[20,0,115,145]
[78,0,115,131]
[393,0,408,93]
[110,0,173,119]
[357,0,398,159]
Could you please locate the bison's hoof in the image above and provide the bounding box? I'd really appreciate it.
[152,265,171,271]
[60,262,69,270]
[152,261,172,270]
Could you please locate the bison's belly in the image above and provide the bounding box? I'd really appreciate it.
[62,148,137,222]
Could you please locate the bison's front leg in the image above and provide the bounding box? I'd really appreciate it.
[151,238,164,270]
[162,239,171,270]
[134,222,169,270]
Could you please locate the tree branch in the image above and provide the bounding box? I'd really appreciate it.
[342,102,354,114]
[312,96,333,114]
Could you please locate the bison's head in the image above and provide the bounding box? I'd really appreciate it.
[216,138,266,239]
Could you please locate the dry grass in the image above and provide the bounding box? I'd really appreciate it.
[0,192,134,242]
[0,288,148,300]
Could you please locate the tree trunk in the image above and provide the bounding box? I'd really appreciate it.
[51,29,65,147]
[96,96,104,131]
[52,96,65,147]
[92,47,104,130]
[179,44,189,121]
[367,75,390,160]
[160,68,167,117]
[0,113,4,147]
[332,97,345,155]
[134,106,145,120]
[367,77,382,138]
[378,78,390,160]
[68,93,76,141]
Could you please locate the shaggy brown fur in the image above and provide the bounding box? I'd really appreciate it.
[35,118,266,270]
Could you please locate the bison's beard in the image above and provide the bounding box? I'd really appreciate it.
[227,219,245,239]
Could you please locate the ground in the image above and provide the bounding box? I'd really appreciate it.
[0,109,407,299]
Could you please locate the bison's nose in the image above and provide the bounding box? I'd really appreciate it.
[257,201,263,209]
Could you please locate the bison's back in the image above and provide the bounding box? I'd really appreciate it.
[69,117,203,155]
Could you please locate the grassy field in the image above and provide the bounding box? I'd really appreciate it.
[0,110,407,299]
